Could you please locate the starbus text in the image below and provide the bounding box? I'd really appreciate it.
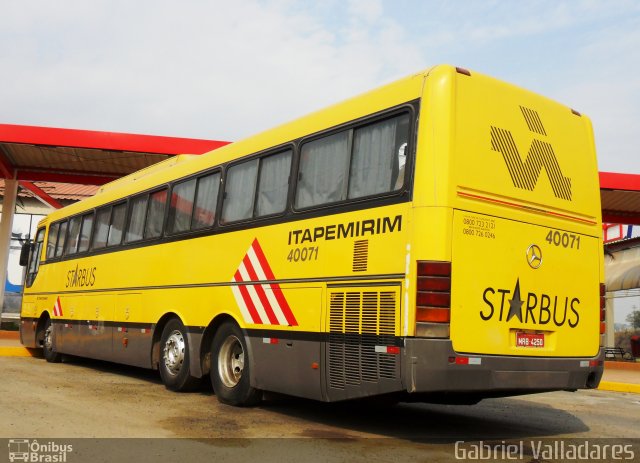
[480,281,580,327]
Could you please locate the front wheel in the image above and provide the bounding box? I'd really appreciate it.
[41,318,62,363]
[159,318,201,392]
[210,322,261,406]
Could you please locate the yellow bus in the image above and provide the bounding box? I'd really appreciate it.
[19,65,605,406]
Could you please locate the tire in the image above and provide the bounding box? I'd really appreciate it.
[41,318,62,363]
[210,322,261,406]
[158,318,201,392]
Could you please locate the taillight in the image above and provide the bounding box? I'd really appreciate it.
[600,283,606,335]
[416,261,451,328]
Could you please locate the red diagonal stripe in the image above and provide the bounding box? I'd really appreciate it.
[234,270,262,324]
[268,283,297,326]
[251,239,298,326]
[242,254,278,324]
[251,239,276,280]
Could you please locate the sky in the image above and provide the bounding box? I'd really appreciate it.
[0,0,639,174]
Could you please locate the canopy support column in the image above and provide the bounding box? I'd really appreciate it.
[0,179,18,317]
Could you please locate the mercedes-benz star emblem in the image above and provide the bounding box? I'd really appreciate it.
[526,244,543,269]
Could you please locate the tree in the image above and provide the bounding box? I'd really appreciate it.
[627,308,640,330]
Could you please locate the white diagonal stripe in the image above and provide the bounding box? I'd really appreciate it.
[238,265,268,324]
[231,276,255,324]
[262,284,287,325]
[246,246,286,323]
[245,279,273,325]
[247,245,268,280]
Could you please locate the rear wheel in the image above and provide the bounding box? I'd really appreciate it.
[159,318,201,392]
[41,318,62,363]
[210,322,261,406]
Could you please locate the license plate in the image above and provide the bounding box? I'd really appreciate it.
[516,332,545,348]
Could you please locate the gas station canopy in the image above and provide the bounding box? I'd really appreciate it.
[0,123,229,186]
[599,171,640,226]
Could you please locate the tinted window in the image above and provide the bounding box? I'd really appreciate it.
[26,228,45,287]
[78,213,93,253]
[192,173,219,230]
[65,216,82,255]
[222,159,258,223]
[145,189,167,239]
[46,223,59,259]
[55,221,68,257]
[295,131,349,208]
[168,179,196,234]
[108,203,127,246]
[92,207,110,249]
[255,150,291,217]
[126,196,147,243]
[348,114,410,198]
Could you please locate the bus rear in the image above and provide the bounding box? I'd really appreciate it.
[406,66,604,399]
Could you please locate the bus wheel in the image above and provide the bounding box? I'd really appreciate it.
[159,318,201,392]
[42,318,62,363]
[210,322,261,406]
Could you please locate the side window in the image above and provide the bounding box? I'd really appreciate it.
[222,159,258,223]
[126,195,147,243]
[144,189,167,239]
[255,150,292,217]
[26,228,45,287]
[46,223,59,259]
[348,113,410,199]
[65,216,82,255]
[92,207,110,249]
[168,179,196,234]
[55,221,68,257]
[77,213,94,253]
[192,172,220,230]
[108,202,127,246]
[295,131,349,208]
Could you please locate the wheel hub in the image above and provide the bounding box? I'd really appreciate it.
[44,324,53,351]
[218,335,245,388]
[163,330,186,376]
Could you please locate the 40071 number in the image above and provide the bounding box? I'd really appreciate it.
[545,230,580,249]
[287,246,319,263]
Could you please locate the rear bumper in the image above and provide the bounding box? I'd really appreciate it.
[403,338,604,395]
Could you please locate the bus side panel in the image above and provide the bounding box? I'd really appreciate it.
[75,295,113,361]
[112,293,151,368]
[248,287,323,400]
[19,299,38,347]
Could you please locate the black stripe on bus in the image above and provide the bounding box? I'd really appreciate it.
[50,319,155,330]
[25,273,405,296]
[25,317,403,346]
[244,328,404,347]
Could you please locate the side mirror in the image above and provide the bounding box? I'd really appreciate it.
[19,241,32,267]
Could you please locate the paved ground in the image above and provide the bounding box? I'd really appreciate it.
[1,355,639,462]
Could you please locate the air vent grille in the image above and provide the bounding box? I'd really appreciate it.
[328,288,399,389]
[352,240,368,272]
